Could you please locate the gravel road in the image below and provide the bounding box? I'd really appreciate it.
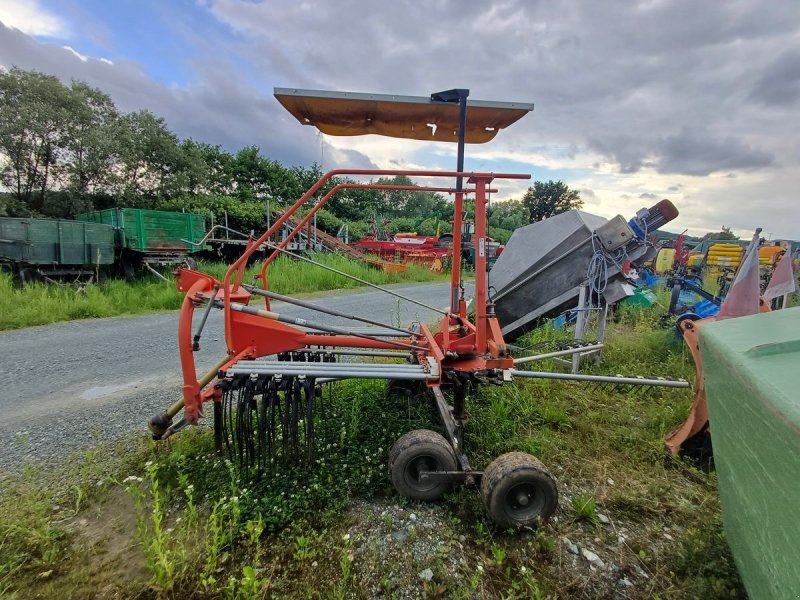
[0,280,471,470]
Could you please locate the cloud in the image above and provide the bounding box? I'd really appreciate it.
[0,23,371,170]
[0,0,69,38]
[749,50,800,107]
[1,0,799,237]
[654,130,774,176]
[63,46,87,62]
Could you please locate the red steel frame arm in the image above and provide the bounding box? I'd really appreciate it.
[220,169,529,352]
[257,183,485,294]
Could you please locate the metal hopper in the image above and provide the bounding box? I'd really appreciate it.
[492,200,678,340]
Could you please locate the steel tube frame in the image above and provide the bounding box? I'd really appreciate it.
[225,368,434,381]
[227,302,424,351]
[284,348,413,359]
[220,169,529,348]
[514,343,605,365]
[241,361,425,370]
[510,369,690,388]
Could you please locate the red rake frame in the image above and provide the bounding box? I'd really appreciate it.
[174,169,529,424]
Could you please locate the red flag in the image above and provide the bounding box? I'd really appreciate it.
[764,251,797,301]
[717,229,762,319]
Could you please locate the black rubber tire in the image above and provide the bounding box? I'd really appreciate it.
[481,452,558,528]
[120,256,137,281]
[389,429,458,501]
[16,267,40,287]
[668,283,682,315]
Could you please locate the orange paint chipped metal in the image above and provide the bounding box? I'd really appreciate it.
[274,88,533,143]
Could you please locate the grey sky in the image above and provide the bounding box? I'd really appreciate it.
[1,0,798,238]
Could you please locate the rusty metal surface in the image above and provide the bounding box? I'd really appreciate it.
[274,88,533,143]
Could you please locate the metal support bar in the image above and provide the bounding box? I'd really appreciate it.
[144,262,169,281]
[289,348,412,359]
[226,301,426,352]
[594,302,609,365]
[225,367,434,381]
[572,283,589,373]
[418,470,480,484]
[514,343,605,365]
[510,369,690,388]
[431,386,470,473]
[242,360,427,371]
[193,285,217,350]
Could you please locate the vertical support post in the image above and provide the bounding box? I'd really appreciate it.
[452,379,466,451]
[266,198,271,241]
[594,301,609,365]
[213,399,223,454]
[474,177,488,353]
[448,89,469,315]
[572,283,588,374]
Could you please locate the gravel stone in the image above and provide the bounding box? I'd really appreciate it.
[581,547,606,569]
[418,568,433,582]
[563,537,579,555]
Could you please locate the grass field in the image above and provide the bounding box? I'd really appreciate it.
[0,302,745,599]
[0,254,446,331]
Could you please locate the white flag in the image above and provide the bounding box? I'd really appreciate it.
[763,251,797,301]
[717,230,762,319]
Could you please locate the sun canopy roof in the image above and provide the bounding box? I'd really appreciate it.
[274,88,533,144]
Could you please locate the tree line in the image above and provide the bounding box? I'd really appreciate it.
[0,67,582,244]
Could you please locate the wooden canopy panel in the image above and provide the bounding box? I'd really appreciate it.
[274,88,533,144]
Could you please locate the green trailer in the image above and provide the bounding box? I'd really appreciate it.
[0,216,115,283]
[700,307,800,598]
[78,208,206,275]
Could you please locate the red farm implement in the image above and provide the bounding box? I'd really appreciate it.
[149,88,689,528]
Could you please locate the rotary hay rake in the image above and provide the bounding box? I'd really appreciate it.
[149,88,688,528]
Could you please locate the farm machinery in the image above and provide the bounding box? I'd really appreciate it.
[149,88,689,528]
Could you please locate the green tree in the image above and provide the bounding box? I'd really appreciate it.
[488,198,529,231]
[63,80,120,194]
[0,68,71,212]
[115,110,182,202]
[522,180,582,223]
[701,226,739,241]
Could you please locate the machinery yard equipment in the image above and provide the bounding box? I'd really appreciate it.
[150,88,689,528]
[78,207,206,279]
[491,201,679,341]
[0,216,115,284]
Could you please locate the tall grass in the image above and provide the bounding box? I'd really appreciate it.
[0,254,445,330]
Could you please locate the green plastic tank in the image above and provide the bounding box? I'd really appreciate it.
[700,307,800,598]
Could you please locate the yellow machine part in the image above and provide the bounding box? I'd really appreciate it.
[655,248,676,274]
[687,254,704,267]
[759,246,784,265]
